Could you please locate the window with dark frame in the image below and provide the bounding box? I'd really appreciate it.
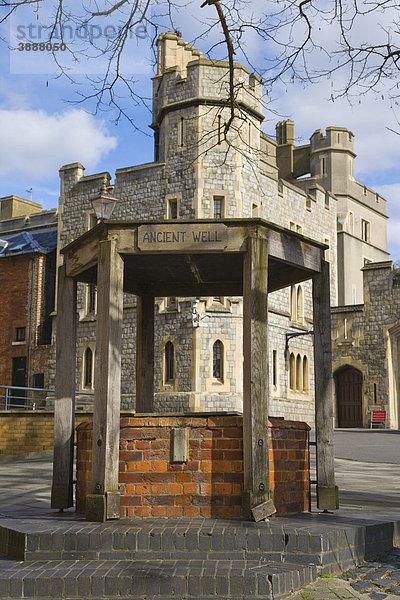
[272,350,277,387]
[168,199,178,219]
[88,284,97,314]
[213,340,223,380]
[213,196,223,219]
[165,341,174,382]
[84,347,93,388]
[15,327,26,342]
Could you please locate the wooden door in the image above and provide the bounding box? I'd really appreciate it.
[11,356,26,408]
[336,367,363,427]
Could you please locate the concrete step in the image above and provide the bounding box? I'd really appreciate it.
[0,557,316,599]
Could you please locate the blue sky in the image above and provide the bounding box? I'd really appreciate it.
[0,1,399,258]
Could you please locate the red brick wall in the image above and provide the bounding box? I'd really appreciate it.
[76,414,310,518]
[0,253,53,397]
[0,254,31,386]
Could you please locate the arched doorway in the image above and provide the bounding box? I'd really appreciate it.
[335,366,363,427]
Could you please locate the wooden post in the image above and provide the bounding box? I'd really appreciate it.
[86,239,124,522]
[313,259,339,510]
[51,264,77,509]
[242,235,275,521]
[136,295,155,413]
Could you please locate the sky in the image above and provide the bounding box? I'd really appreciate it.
[0,0,399,258]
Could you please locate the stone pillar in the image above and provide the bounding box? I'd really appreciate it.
[51,264,77,509]
[242,235,275,521]
[136,295,155,413]
[86,238,124,521]
[313,259,339,510]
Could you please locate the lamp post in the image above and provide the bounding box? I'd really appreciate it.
[90,179,118,220]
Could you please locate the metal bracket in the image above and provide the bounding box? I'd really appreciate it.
[285,330,314,357]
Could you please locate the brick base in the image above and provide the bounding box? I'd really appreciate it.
[76,414,310,518]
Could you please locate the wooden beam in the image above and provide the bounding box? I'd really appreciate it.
[126,282,243,297]
[312,259,339,510]
[268,229,322,273]
[51,265,77,509]
[242,236,275,519]
[86,239,124,522]
[136,295,155,412]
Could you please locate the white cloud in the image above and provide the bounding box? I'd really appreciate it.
[0,108,117,179]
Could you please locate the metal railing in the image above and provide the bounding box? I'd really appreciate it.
[0,385,94,411]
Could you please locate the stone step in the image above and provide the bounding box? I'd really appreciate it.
[1,514,399,574]
[0,557,316,599]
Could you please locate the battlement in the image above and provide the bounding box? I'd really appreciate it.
[157,31,204,77]
[310,127,355,156]
[153,33,263,130]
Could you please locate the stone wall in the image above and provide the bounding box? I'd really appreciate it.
[331,261,400,428]
[76,414,310,518]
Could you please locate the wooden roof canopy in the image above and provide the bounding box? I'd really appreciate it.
[61,218,327,295]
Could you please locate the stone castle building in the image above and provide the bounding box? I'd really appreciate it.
[48,31,390,428]
[0,33,390,428]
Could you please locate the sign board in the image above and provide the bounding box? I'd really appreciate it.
[370,410,386,428]
[137,224,228,252]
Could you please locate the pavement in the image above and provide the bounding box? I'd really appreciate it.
[0,429,400,599]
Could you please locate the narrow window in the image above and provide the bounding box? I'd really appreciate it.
[87,284,97,314]
[296,286,303,323]
[33,373,44,389]
[325,192,330,208]
[180,117,185,147]
[324,238,330,262]
[290,285,296,321]
[289,221,295,231]
[296,354,302,391]
[374,383,378,403]
[344,318,348,340]
[15,327,26,342]
[84,347,93,388]
[213,196,223,219]
[289,353,295,390]
[89,213,98,229]
[364,186,367,196]
[168,198,178,219]
[296,224,302,234]
[272,350,277,387]
[302,356,309,391]
[321,157,326,175]
[213,340,223,380]
[217,114,222,145]
[361,219,370,242]
[252,203,259,217]
[165,341,174,382]
[348,211,354,234]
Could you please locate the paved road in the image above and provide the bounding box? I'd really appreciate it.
[334,429,400,464]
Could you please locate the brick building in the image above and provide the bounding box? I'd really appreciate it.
[0,196,57,407]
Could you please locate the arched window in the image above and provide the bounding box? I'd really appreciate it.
[84,347,93,388]
[296,286,303,323]
[165,341,174,382]
[289,353,295,390]
[296,354,302,391]
[303,356,309,391]
[213,340,223,381]
[290,286,296,321]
